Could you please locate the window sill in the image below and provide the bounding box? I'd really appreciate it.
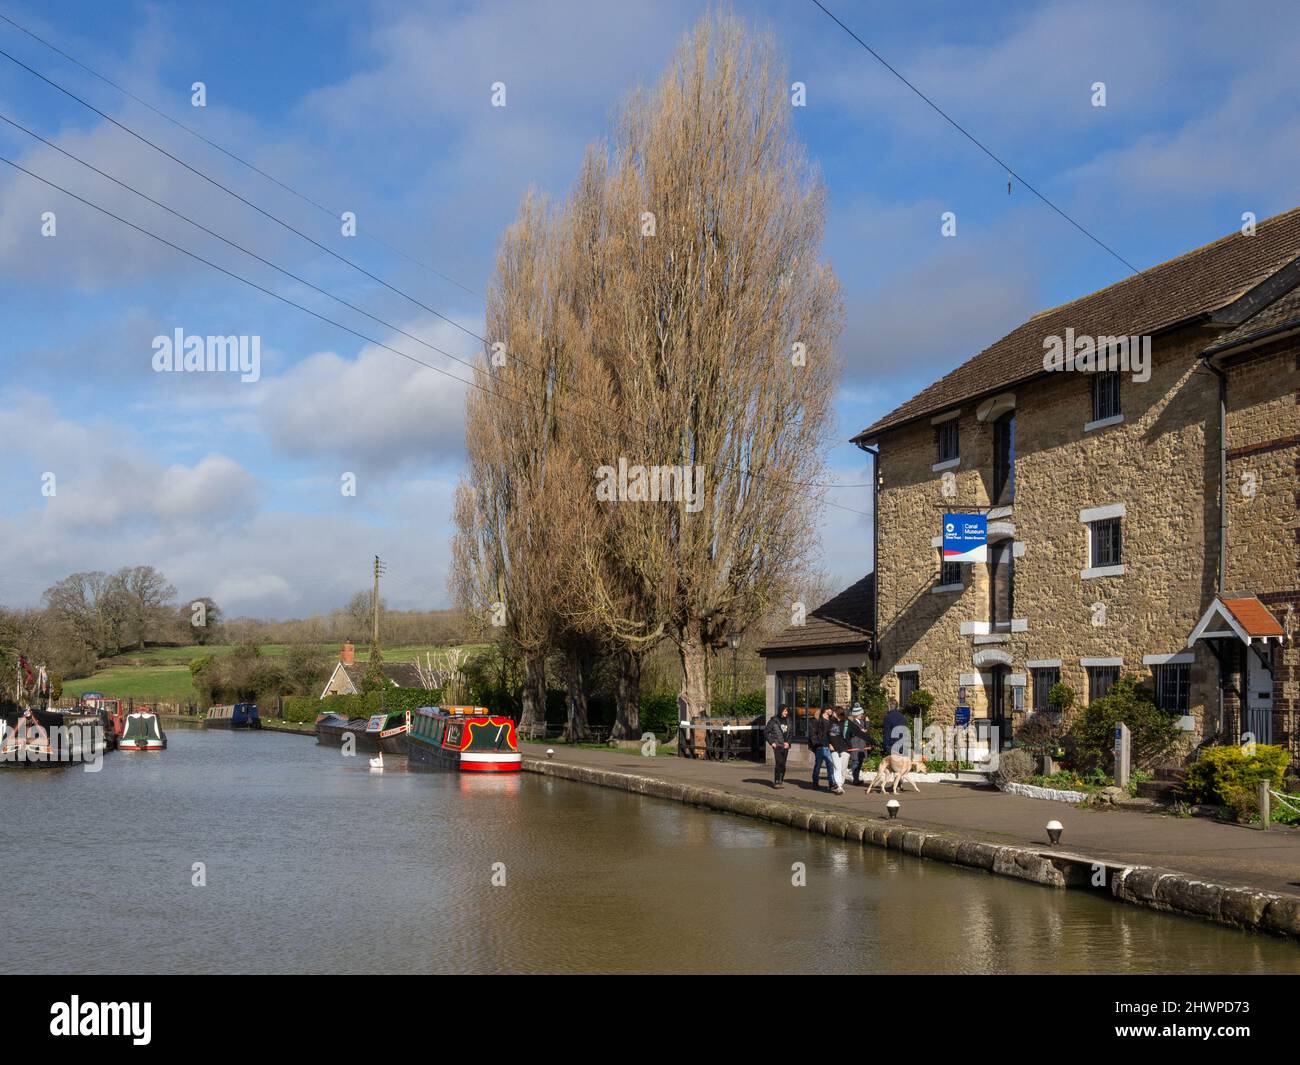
[1081,564,1125,579]
[986,505,1013,520]
[931,583,963,595]
[1083,413,1124,433]
[932,457,960,472]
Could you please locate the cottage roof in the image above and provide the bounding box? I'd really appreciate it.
[759,574,874,657]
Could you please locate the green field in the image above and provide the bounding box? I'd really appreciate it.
[62,644,483,704]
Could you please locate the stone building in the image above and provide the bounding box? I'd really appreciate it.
[758,575,873,768]
[847,208,1300,759]
[319,641,424,698]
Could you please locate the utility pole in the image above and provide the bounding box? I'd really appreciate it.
[371,555,386,649]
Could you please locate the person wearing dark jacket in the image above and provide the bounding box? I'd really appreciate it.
[882,699,910,756]
[808,708,835,789]
[765,706,792,788]
[845,705,872,785]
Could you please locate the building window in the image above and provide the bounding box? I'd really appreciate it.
[1090,517,1123,568]
[989,540,1015,632]
[939,552,962,587]
[936,419,959,464]
[1087,665,1119,703]
[897,670,919,706]
[1092,370,1121,421]
[1153,663,1190,713]
[1032,667,1060,711]
[776,670,833,740]
[992,411,1015,504]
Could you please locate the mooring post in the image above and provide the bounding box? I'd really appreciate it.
[1258,780,1271,831]
[1113,722,1131,789]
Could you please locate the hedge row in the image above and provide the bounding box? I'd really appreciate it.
[282,687,444,723]
[284,686,764,731]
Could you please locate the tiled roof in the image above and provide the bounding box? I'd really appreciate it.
[853,206,1300,441]
[1211,280,1300,349]
[1221,597,1285,639]
[759,574,874,656]
[340,662,427,689]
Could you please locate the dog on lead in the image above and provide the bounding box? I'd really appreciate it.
[865,751,928,793]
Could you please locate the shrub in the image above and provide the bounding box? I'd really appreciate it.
[993,747,1036,789]
[1181,744,1290,821]
[1068,675,1179,772]
[710,689,764,717]
[291,687,445,724]
[850,666,887,714]
[639,690,680,735]
[1047,682,1075,714]
[906,688,935,721]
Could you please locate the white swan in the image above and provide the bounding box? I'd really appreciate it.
[369,752,384,770]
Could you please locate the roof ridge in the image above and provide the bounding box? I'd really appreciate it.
[854,205,1300,441]
[1026,206,1300,323]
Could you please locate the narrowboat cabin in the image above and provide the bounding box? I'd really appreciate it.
[204,703,261,730]
[1,706,106,768]
[119,710,167,751]
[407,706,520,772]
[314,709,409,753]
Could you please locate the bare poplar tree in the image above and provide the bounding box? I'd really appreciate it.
[585,14,842,719]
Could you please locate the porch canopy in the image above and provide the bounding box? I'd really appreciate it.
[1187,595,1285,649]
[1187,595,1284,741]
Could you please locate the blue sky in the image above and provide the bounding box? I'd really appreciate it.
[0,0,1297,618]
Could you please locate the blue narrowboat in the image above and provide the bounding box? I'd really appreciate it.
[204,703,261,730]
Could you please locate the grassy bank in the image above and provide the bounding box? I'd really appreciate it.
[62,643,483,703]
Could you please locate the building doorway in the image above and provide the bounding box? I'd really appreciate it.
[988,665,1011,749]
[1246,644,1274,745]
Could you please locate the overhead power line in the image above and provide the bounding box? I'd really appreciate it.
[808,0,1140,275]
[0,7,482,299]
[0,150,873,516]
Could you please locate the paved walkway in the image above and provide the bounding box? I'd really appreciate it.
[522,742,1300,897]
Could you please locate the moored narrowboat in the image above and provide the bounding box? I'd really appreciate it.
[314,709,409,753]
[119,710,167,751]
[1,706,106,767]
[407,706,520,772]
[204,703,261,729]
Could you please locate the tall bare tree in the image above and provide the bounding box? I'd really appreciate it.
[584,14,842,719]
[451,191,589,736]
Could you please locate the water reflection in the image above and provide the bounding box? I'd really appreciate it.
[0,728,1295,975]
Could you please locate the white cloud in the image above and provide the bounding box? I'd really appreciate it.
[257,318,474,469]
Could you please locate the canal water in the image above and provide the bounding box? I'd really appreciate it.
[1,726,1296,974]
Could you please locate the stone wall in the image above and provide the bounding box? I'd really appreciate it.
[1223,340,1300,752]
[866,323,1298,755]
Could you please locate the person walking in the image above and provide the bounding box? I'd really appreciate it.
[846,704,872,785]
[765,705,792,788]
[808,707,834,789]
[882,697,910,756]
[827,706,848,794]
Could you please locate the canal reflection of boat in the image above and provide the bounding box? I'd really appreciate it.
[407,706,520,772]
[119,710,167,751]
[204,703,261,730]
[314,709,409,753]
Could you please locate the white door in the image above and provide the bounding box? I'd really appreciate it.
[1245,645,1274,744]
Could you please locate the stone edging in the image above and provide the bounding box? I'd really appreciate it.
[522,756,1300,939]
[1003,781,1090,804]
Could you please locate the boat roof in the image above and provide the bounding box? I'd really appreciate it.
[415,705,493,716]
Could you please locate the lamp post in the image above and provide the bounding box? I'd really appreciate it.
[727,633,741,717]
